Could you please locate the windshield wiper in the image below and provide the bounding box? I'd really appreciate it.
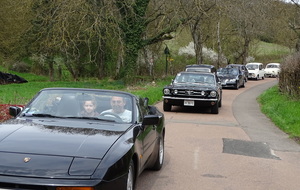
[65,116,117,122]
[31,113,62,118]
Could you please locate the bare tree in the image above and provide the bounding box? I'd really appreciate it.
[180,0,217,65]
[221,0,272,64]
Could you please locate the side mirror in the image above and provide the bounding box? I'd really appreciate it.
[142,115,159,126]
[144,97,149,107]
[9,106,22,117]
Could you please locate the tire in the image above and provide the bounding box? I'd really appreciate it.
[241,79,245,88]
[211,102,219,114]
[151,136,164,171]
[126,160,135,190]
[218,98,222,107]
[163,101,172,111]
[235,82,239,90]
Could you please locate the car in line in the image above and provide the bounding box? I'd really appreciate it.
[217,67,245,89]
[264,63,280,78]
[226,64,249,82]
[246,62,265,80]
[185,64,217,73]
[0,88,165,190]
[163,71,222,114]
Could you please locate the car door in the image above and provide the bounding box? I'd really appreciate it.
[136,100,157,167]
[259,64,265,78]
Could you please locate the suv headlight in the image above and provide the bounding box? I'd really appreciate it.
[164,89,171,95]
[210,91,217,97]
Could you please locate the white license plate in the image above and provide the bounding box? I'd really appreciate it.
[184,100,194,106]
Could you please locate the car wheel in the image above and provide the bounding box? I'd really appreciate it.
[126,160,135,190]
[218,98,222,107]
[151,136,164,171]
[241,79,245,88]
[235,82,239,90]
[163,101,172,111]
[211,103,219,114]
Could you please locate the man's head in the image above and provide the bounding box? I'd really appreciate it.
[111,96,126,114]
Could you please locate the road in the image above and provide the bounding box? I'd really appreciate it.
[136,78,300,190]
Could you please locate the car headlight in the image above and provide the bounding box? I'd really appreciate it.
[230,79,236,82]
[164,89,171,95]
[174,89,178,94]
[210,91,217,97]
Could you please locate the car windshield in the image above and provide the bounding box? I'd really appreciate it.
[174,73,215,85]
[186,68,210,72]
[246,64,258,70]
[266,64,279,68]
[219,68,238,75]
[21,89,133,123]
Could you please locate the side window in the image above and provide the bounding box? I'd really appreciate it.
[259,65,262,70]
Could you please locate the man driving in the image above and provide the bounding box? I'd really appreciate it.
[101,96,132,122]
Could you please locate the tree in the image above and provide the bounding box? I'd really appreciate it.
[221,0,272,64]
[0,1,33,60]
[113,0,186,81]
[180,0,217,65]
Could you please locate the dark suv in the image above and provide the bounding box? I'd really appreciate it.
[226,64,249,82]
[185,64,217,73]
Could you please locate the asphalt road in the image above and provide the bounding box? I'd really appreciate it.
[136,78,300,190]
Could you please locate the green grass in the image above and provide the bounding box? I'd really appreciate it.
[258,85,300,140]
[0,69,171,105]
[253,41,292,63]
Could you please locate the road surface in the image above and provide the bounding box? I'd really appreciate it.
[136,78,300,190]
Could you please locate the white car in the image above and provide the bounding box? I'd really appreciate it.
[246,62,265,80]
[264,63,280,78]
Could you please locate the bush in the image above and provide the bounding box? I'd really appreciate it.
[279,52,300,100]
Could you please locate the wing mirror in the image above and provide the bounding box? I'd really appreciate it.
[9,106,23,117]
[142,115,159,126]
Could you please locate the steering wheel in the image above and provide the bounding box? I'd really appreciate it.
[100,112,123,122]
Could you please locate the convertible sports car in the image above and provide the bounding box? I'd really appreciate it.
[163,71,222,114]
[0,88,165,190]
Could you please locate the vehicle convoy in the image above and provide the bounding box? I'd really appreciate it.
[0,88,165,190]
[217,67,246,89]
[246,62,265,80]
[163,71,222,114]
[264,63,280,78]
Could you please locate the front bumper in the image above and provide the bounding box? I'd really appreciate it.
[0,174,126,190]
[248,73,257,78]
[163,96,218,107]
[264,72,277,77]
[221,81,237,88]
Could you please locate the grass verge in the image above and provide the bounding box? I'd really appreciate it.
[258,85,300,142]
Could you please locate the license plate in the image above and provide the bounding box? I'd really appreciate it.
[184,100,194,106]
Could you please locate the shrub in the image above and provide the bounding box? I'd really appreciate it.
[279,52,300,100]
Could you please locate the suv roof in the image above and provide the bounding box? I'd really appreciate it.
[185,64,216,73]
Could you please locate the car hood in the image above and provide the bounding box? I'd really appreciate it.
[218,74,237,79]
[170,83,217,90]
[265,68,279,72]
[0,118,127,178]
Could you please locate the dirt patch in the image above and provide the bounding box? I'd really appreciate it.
[0,104,24,122]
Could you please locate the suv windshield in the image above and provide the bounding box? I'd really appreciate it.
[174,73,215,85]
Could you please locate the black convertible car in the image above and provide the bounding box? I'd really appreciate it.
[163,71,222,114]
[0,88,165,190]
